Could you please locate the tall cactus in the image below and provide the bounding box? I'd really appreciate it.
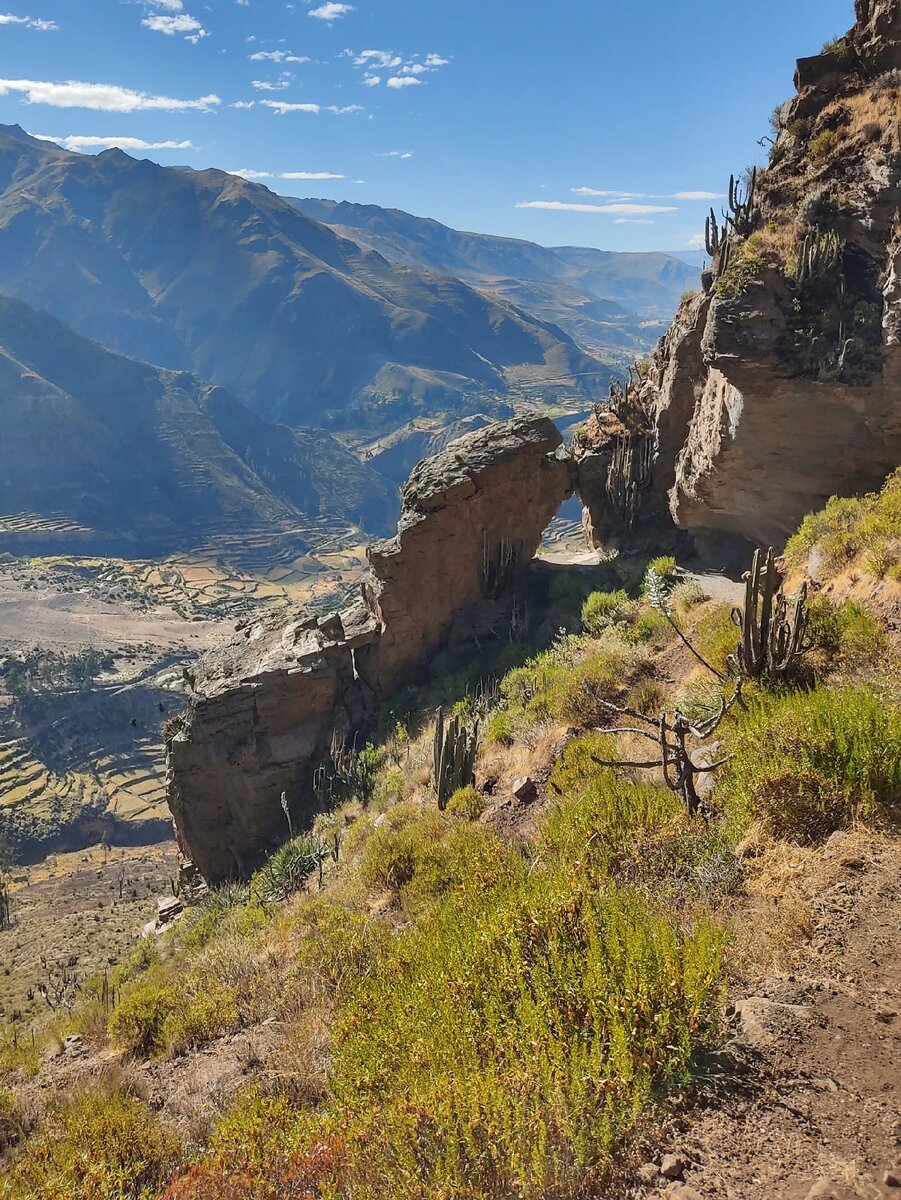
[433,708,479,810]
[730,547,810,679]
[794,230,842,285]
[606,434,653,527]
[728,168,758,235]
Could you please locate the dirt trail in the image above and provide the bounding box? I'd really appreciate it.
[625,835,901,1200]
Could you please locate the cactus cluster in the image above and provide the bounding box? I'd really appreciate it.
[433,708,479,810]
[793,229,843,286]
[606,435,654,528]
[729,547,811,679]
[313,729,375,807]
[704,168,759,275]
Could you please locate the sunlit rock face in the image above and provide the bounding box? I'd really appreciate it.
[167,415,574,882]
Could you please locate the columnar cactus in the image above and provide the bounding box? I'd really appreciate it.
[730,547,811,679]
[433,708,479,810]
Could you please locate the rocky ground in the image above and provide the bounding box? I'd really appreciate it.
[623,832,900,1200]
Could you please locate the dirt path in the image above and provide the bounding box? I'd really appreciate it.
[625,835,901,1200]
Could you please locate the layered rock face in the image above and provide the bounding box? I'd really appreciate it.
[167,415,572,881]
[575,0,901,560]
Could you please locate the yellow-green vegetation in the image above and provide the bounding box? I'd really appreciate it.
[0,1088,178,1200]
[785,469,901,579]
[718,686,901,844]
[714,235,766,299]
[2,520,898,1200]
[809,128,838,161]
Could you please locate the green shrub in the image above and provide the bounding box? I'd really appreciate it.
[671,579,706,614]
[109,974,180,1057]
[645,555,678,585]
[446,785,486,820]
[2,1089,179,1200]
[0,1086,23,1154]
[806,597,887,666]
[625,607,670,647]
[810,129,837,161]
[176,883,249,951]
[581,589,629,634]
[329,873,725,1198]
[691,603,738,676]
[485,709,515,746]
[252,835,323,904]
[719,686,901,843]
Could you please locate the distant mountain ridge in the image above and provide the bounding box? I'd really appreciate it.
[0,295,396,555]
[286,198,701,364]
[0,126,608,431]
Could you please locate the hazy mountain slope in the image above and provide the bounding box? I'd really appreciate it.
[287,197,700,363]
[0,296,396,552]
[0,127,607,429]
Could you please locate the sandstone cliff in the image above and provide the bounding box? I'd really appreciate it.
[575,0,901,560]
[167,416,572,881]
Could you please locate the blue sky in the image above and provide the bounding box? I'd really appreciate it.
[1,0,854,251]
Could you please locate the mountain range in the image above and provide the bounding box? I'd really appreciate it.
[0,125,609,431]
[0,295,396,555]
[288,198,701,365]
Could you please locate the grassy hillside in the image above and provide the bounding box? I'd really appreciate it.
[0,477,898,1199]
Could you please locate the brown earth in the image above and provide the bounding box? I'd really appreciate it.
[620,832,901,1200]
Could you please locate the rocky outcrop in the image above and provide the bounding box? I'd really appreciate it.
[574,0,901,561]
[166,415,573,881]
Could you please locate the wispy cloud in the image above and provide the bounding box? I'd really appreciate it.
[0,12,56,30]
[32,133,195,151]
[613,218,655,225]
[308,2,354,20]
[231,100,256,108]
[0,78,220,111]
[252,74,292,91]
[260,99,320,114]
[146,0,184,10]
[671,190,724,201]
[362,75,380,87]
[376,149,413,159]
[248,49,309,62]
[230,167,345,180]
[573,186,724,202]
[386,75,420,89]
[326,104,363,113]
[517,201,678,215]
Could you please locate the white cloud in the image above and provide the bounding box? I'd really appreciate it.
[354,50,401,68]
[613,218,655,225]
[0,12,56,29]
[252,75,292,91]
[141,13,209,40]
[260,99,320,114]
[281,170,344,179]
[377,149,413,159]
[326,103,362,114]
[231,99,255,108]
[573,187,647,198]
[574,186,724,202]
[146,0,184,10]
[687,233,707,250]
[33,133,195,151]
[516,200,678,215]
[249,50,309,62]
[0,78,220,111]
[231,167,273,178]
[308,3,354,20]
[350,47,449,88]
[671,190,725,201]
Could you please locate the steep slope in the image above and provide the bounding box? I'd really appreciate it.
[287,198,700,363]
[0,297,395,554]
[573,0,901,559]
[0,128,607,429]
